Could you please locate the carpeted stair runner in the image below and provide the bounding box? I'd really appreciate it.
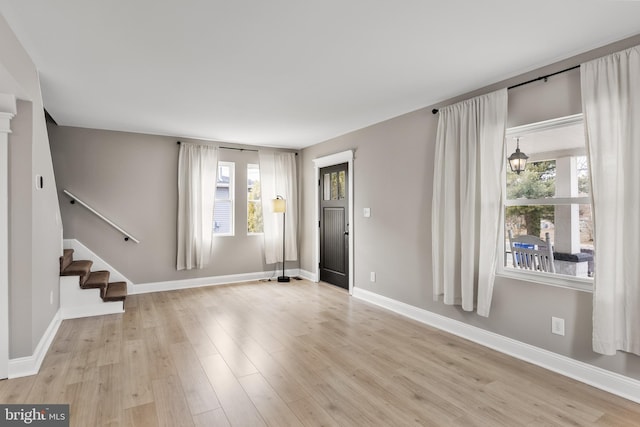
[60,249,127,302]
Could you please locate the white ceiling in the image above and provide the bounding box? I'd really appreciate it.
[2,1,640,149]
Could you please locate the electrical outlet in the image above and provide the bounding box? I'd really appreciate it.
[551,317,565,336]
[370,272,376,282]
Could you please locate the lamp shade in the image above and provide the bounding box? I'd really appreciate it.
[272,197,286,213]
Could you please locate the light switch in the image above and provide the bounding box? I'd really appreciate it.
[551,317,565,336]
[363,208,371,217]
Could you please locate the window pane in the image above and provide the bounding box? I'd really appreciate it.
[323,173,331,201]
[218,165,230,184]
[579,204,594,277]
[338,171,345,199]
[248,201,263,233]
[505,205,555,240]
[247,164,261,201]
[507,160,556,201]
[331,172,338,200]
[505,205,595,279]
[577,156,590,197]
[215,186,229,200]
[214,162,234,235]
[214,200,232,234]
[247,164,263,233]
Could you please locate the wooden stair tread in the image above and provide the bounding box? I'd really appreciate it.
[104,282,127,302]
[58,248,126,308]
[60,248,74,273]
[82,270,110,290]
[60,260,93,277]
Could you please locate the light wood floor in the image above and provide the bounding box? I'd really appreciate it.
[1,280,639,426]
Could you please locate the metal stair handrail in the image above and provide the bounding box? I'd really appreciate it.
[63,189,140,243]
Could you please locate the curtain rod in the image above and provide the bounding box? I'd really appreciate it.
[220,146,259,152]
[176,141,297,155]
[176,141,257,152]
[431,64,581,115]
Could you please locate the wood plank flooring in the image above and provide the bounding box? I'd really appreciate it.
[1,280,639,426]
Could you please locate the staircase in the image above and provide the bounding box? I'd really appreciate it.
[59,248,127,319]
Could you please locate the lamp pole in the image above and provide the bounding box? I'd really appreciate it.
[279,211,289,281]
[276,196,290,282]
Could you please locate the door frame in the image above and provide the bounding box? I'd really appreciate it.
[0,93,17,379]
[313,150,353,294]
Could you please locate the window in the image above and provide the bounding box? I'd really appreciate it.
[214,161,234,235]
[247,164,263,234]
[502,114,594,287]
[323,170,346,200]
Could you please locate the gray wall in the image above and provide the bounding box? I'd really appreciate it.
[8,100,33,358]
[300,34,640,380]
[1,15,63,358]
[48,126,299,284]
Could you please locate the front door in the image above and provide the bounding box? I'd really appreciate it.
[319,163,349,289]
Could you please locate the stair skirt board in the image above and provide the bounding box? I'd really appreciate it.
[60,276,124,319]
[61,303,124,320]
[63,239,131,290]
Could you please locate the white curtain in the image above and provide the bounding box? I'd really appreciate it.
[176,143,218,270]
[581,45,640,356]
[432,89,508,317]
[259,151,298,264]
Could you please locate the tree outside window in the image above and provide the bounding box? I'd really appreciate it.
[506,160,556,238]
[247,164,263,233]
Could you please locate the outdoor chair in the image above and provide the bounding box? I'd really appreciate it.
[508,230,556,273]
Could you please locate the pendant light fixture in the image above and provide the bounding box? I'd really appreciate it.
[508,137,529,174]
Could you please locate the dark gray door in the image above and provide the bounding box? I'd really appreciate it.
[320,163,349,289]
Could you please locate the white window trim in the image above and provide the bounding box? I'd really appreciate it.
[247,163,263,236]
[497,113,593,292]
[214,161,235,236]
[498,267,593,293]
[506,196,591,207]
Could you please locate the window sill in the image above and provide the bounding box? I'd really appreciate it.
[496,268,593,293]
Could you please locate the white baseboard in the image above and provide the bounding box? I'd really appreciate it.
[352,287,640,404]
[63,239,307,295]
[298,269,317,282]
[8,309,62,379]
[131,268,301,295]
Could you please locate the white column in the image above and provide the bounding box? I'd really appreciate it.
[0,93,16,379]
[554,156,580,253]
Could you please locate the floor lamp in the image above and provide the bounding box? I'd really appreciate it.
[272,196,289,282]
